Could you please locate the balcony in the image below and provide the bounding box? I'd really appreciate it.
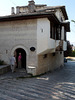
[55,40,67,51]
[37,38,56,55]
[37,38,67,55]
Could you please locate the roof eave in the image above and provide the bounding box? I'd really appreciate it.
[60,6,68,20]
[61,22,70,32]
[0,12,59,23]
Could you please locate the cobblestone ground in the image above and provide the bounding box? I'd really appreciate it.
[0,61,75,100]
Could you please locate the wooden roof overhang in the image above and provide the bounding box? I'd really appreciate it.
[45,6,68,20]
[60,6,68,20]
[0,12,60,24]
[61,22,70,32]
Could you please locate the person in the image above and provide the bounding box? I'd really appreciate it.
[10,55,16,73]
[18,53,22,68]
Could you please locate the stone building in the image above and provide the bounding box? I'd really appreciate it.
[0,0,70,75]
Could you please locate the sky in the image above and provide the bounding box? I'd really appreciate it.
[0,0,75,45]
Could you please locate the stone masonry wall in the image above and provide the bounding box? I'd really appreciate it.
[36,51,64,75]
[0,19,37,68]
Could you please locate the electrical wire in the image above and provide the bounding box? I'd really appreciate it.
[9,0,16,6]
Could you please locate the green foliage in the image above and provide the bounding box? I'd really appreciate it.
[0,60,5,65]
[64,41,72,57]
[71,20,75,23]
[71,50,75,57]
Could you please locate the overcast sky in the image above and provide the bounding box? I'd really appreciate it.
[0,0,75,45]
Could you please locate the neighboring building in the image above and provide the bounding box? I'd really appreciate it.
[72,45,75,51]
[0,0,70,75]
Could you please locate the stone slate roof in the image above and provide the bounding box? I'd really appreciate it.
[0,1,70,32]
[15,5,68,20]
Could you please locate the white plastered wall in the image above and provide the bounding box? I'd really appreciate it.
[37,18,49,54]
[55,9,65,22]
[37,18,55,55]
[0,19,37,69]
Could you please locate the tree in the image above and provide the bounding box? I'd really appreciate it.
[64,41,72,57]
[71,20,75,23]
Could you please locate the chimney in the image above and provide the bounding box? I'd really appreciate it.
[28,0,35,13]
[11,7,15,15]
[16,6,20,14]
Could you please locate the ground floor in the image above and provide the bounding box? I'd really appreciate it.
[0,45,64,76]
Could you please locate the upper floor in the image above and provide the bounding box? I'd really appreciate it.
[0,0,70,55]
[11,0,68,22]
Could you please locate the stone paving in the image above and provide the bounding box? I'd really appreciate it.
[0,61,75,100]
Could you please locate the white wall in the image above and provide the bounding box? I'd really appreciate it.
[55,9,65,21]
[63,41,67,51]
[37,18,49,54]
[61,26,65,40]
[0,19,37,68]
[37,18,55,55]
[61,26,67,51]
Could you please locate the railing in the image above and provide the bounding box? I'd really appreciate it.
[56,40,67,51]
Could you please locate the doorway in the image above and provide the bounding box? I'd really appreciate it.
[15,48,26,69]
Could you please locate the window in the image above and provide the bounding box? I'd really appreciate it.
[56,25,61,40]
[50,22,61,40]
[50,22,55,39]
[64,28,66,41]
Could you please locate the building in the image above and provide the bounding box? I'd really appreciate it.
[0,0,70,75]
[72,45,75,51]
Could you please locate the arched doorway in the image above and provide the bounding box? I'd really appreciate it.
[15,48,26,69]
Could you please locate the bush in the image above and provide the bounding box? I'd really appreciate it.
[0,60,5,65]
[71,50,75,57]
[64,41,72,57]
